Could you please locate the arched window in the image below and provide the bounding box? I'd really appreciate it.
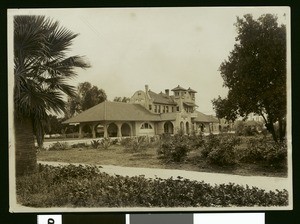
[141,122,153,129]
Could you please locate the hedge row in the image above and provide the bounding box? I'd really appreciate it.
[16,164,288,208]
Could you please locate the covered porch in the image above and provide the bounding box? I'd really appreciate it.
[78,121,134,138]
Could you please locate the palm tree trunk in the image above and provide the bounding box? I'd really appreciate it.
[15,116,37,176]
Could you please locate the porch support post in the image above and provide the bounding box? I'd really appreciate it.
[130,122,134,136]
[104,123,108,138]
[91,123,96,138]
[78,124,83,138]
[117,122,122,137]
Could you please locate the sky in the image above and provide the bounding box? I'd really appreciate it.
[8,7,289,115]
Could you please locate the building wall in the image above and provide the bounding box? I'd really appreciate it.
[130,90,148,108]
[135,121,156,136]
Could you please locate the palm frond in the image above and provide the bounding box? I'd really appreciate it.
[46,21,79,59]
[14,16,49,62]
[14,15,90,146]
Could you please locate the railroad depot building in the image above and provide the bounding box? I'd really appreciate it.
[63,85,219,138]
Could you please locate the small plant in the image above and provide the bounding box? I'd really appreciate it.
[71,142,88,149]
[111,139,119,145]
[48,142,69,151]
[99,138,111,150]
[121,136,151,152]
[90,140,101,149]
[120,137,132,147]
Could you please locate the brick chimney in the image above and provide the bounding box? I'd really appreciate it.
[145,85,149,93]
[165,89,169,96]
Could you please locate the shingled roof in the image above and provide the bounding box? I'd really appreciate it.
[171,85,187,91]
[148,90,176,105]
[63,101,161,124]
[193,111,219,123]
[63,102,218,125]
[187,87,197,93]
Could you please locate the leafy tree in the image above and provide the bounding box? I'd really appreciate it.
[14,15,90,175]
[212,14,286,142]
[66,82,107,117]
[113,96,130,103]
[44,115,65,135]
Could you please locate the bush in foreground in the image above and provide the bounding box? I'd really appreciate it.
[16,164,288,207]
[200,134,241,166]
[157,134,191,162]
[240,137,287,167]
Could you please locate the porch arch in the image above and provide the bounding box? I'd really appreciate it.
[107,123,118,137]
[94,123,104,137]
[82,124,92,138]
[186,122,190,134]
[180,121,184,134]
[121,123,131,137]
[164,121,174,134]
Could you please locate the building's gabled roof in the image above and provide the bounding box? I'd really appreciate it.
[63,102,218,125]
[171,85,187,91]
[193,111,219,123]
[63,101,161,124]
[187,87,197,93]
[148,90,177,105]
[183,102,198,107]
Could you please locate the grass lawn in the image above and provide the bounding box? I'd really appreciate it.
[37,144,287,177]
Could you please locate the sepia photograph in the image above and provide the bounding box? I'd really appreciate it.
[8,7,292,212]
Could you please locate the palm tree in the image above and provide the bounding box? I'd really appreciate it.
[14,15,90,176]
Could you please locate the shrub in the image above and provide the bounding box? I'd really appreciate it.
[99,138,111,150]
[111,139,119,145]
[200,134,240,166]
[188,132,205,150]
[120,137,132,147]
[16,164,289,207]
[90,140,101,149]
[265,142,287,167]
[241,137,287,167]
[235,121,258,136]
[48,142,69,151]
[124,136,149,152]
[157,134,190,163]
[71,142,88,149]
[201,134,221,158]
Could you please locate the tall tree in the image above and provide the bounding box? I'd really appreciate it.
[14,15,90,175]
[66,82,107,117]
[212,14,286,142]
[113,96,130,103]
[44,115,65,135]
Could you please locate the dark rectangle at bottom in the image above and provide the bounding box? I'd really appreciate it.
[63,214,125,224]
[130,214,193,224]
